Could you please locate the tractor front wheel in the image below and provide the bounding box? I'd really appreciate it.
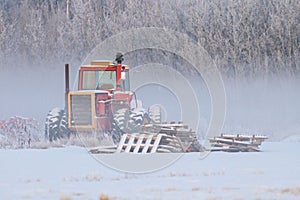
[45,108,71,142]
[112,108,149,144]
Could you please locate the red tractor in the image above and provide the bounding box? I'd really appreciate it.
[45,53,159,143]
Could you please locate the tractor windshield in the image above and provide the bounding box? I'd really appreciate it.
[82,70,116,90]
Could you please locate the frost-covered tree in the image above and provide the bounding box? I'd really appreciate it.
[0,0,299,79]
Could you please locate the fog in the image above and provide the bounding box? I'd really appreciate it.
[1,65,299,141]
[0,66,76,122]
[223,77,300,141]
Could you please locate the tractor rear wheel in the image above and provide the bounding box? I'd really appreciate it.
[45,108,71,142]
[148,105,162,124]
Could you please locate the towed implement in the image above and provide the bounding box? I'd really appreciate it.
[45,54,202,153]
[90,123,204,154]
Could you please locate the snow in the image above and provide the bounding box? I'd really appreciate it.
[0,142,300,199]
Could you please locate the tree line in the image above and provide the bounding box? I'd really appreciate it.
[0,0,299,79]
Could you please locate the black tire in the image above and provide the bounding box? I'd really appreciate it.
[111,108,127,144]
[45,108,71,142]
[112,108,149,144]
[148,105,162,124]
[129,108,149,132]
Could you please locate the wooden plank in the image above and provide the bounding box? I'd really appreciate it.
[142,135,153,153]
[158,144,182,152]
[209,133,267,152]
[220,134,268,140]
[156,148,172,153]
[89,148,116,154]
[156,123,185,128]
[125,134,136,153]
[210,138,252,145]
[119,143,154,148]
[133,134,145,153]
[116,134,127,153]
[139,131,160,135]
[151,134,162,153]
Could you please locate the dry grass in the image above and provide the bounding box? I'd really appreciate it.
[60,194,71,200]
[267,186,300,196]
[165,187,178,192]
[202,170,225,176]
[83,174,102,182]
[206,197,221,200]
[192,187,201,191]
[68,133,114,148]
[99,194,111,200]
[280,187,300,196]
[72,192,84,196]
[222,186,240,191]
[167,172,191,177]
[27,132,114,149]
[233,198,244,200]
[30,141,65,149]
[25,178,41,183]
[63,173,102,182]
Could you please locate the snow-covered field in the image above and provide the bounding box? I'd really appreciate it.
[1,142,300,200]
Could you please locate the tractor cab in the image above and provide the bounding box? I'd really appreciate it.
[78,61,130,92]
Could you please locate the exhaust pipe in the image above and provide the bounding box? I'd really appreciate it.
[115,53,123,90]
[65,64,70,115]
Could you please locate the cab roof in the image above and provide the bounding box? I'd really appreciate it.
[80,60,129,69]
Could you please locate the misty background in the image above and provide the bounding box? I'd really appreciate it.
[0,0,299,141]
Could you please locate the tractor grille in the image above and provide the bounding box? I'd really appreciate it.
[70,94,92,126]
